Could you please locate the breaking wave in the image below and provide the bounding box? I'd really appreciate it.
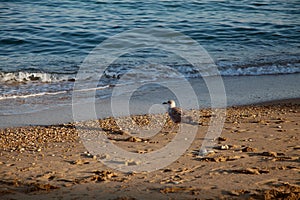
[0,71,75,83]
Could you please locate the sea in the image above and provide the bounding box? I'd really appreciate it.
[0,0,300,117]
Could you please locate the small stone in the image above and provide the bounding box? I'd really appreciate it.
[217,137,227,141]
[220,145,230,150]
[128,137,142,142]
[99,154,110,159]
[63,183,73,187]
[163,169,173,173]
[227,155,242,161]
[228,189,250,196]
[137,150,147,154]
[244,168,260,175]
[213,156,228,162]
[125,160,140,166]
[71,159,89,165]
[242,147,256,152]
[229,144,238,149]
[261,151,277,157]
[198,149,214,157]
[228,190,241,196]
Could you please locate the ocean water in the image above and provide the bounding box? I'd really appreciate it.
[0,0,300,115]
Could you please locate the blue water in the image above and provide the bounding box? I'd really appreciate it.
[0,0,300,114]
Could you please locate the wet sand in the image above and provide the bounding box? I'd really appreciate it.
[0,100,299,199]
[1,73,300,128]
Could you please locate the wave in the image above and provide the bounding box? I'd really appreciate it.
[0,85,113,101]
[1,61,299,86]
[219,63,300,76]
[0,90,68,100]
[101,61,300,80]
[0,71,75,83]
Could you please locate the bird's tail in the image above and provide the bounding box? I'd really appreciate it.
[182,116,200,125]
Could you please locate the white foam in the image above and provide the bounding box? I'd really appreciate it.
[0,71,73,83]
[0,90,68,100]
[1,62,299,102]
[220,63,300,76]
[0,84,113,101]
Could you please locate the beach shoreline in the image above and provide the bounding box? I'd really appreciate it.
[1,73,300,128]
[0,98,299,199]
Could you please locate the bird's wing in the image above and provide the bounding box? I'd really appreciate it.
[169,107,182,123]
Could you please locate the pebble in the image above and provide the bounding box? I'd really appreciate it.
[125,160,141,166]
[163,169,173,173]
[220,145,230,150]
[217,137,227,141]
[234,168,269,175]
[98,154,110,159]
[170,181,180,185]
[128,137,142,142]
[261,151,277,157]
[137,150,147,154]
[119,130,130,135]
[242,147,256,152]
[198,149,215,157]
[71,159,89,165]
[228,190,242,196]
[214,156,228,162]
[243,138,253,142]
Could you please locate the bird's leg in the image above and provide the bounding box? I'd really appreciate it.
[169,122,180,134]
[163,121,178,135]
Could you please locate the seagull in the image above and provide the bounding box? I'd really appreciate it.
[163,100,182,123]
[163,100,196,125]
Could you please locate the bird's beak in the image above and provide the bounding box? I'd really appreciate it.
[162,102,168,105]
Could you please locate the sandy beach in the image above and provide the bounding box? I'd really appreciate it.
[1,1,300,199]
[0,99,299,200]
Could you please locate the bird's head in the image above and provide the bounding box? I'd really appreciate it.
[162,100,176,108]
